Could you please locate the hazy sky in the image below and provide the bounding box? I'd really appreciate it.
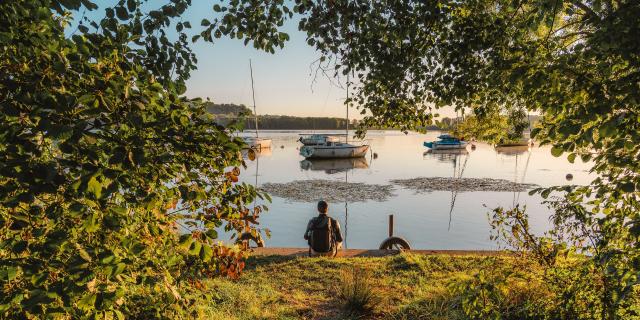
[183,3,351,118]
[76,2,456,119]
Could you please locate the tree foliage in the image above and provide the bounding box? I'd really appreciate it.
[0,0,270,317]
[212,0,640,318]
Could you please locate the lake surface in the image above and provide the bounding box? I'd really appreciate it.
[237,130,593,250]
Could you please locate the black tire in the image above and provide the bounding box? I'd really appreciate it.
[379,237,411,250]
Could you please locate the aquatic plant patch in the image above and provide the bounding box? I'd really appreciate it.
[391,177,538,193]
[261,179,395,203]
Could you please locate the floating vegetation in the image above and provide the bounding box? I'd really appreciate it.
[391,177,537,193]
[261,179,394,203]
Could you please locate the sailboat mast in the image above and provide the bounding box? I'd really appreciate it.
[346,73,349,143]
[249,59,259,139]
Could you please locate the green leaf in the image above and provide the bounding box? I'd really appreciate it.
[87,175,102,199]
[4,266,19,281]
[127,0,136,11]
[77,293,96,310]
[111,263,126,277]
[179,234,193,250]
[200,244,213,262]
[205,228,218,239]
[77,245,92,262]
[115,6,128,20]
[550,146,563,157]
[114,310,125,320]
[188,240,202,256]
[567,153,576,163]
[83,212,100,233]
[621,182,635,193]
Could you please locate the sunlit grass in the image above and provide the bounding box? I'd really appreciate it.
[195,253,525,319]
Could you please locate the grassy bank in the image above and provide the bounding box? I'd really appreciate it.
[192,253,530,320]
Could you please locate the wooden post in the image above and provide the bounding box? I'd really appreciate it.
[388,214,394,238]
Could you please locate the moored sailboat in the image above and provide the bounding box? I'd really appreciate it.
[244,59,272,150]
[423,134,469,150]
[299,74,370,159]
[299,142,369,158]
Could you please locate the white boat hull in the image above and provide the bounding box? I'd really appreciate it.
[495,138,533,147]
[243,137,272,149]
[300,144,369,159]
[431,141,469,150]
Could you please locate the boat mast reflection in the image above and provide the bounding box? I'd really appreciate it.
[423,148,472,230]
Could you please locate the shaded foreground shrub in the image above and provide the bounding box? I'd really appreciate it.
[449,256,640,320]
[0,1,268,318]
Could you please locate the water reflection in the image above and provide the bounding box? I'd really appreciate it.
[241,147,272,159]
[423,148,472,230]
[423,148,471,163]
[300,157,369,174]
[495,145,531,156]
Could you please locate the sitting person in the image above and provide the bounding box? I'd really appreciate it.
[304,200,343,257]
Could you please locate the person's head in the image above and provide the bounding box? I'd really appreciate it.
[317,200,328,214]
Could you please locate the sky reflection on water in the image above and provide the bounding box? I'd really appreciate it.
[237,130,593,250]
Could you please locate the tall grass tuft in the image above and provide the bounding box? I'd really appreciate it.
[337,266,379,317]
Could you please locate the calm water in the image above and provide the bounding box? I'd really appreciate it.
[237,130,593,250]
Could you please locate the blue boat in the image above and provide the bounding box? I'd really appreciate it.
[423,134,469,150]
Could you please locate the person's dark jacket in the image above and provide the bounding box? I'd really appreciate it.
[304,214,343,243]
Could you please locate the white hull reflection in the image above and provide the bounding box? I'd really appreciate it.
[495,145,531,155]
[300,157,369,174]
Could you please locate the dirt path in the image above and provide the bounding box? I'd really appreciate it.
[251,247,506,257]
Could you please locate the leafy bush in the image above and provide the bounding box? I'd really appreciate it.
[451,260,550,320]
[0,0,272,318]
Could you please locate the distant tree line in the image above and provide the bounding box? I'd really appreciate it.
[203,102,545,133]
[204,102,252,115]
[205,102,447,130]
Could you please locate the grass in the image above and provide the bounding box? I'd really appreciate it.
[195,253,523,320]
[337,266,379,316]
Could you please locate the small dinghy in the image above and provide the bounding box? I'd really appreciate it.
[424,134,469,150]
[299,141,369,159]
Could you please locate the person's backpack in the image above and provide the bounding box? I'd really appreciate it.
[309,216,334,253]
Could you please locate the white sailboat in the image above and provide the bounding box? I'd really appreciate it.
[243,59,272,150]
[299,75,370,159]
[299,141,369,158]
